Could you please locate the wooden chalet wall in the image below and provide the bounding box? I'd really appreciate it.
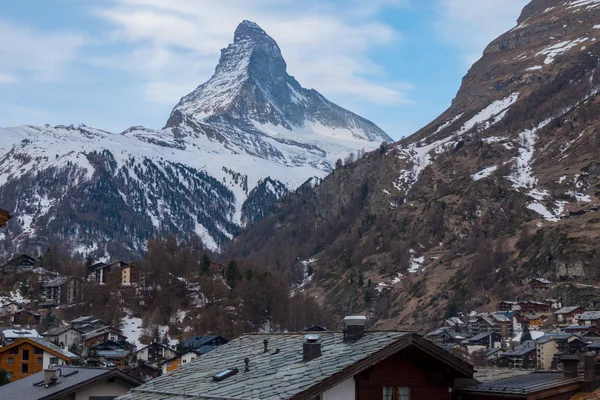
[355,347,463,399]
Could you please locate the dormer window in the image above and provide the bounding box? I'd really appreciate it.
[213,368,238,381]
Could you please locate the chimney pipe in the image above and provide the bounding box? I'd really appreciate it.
[263,339,268,353]
[560,355,580,379]
[344,316,367,341]
[303,334,322,362]
[44,368,57,386]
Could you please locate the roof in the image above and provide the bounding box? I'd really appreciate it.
[565,324,594,331]
[0,365,142,400]
[181,335,227,349]
[82,326,122,340]
[98,349,131,358]
[2,328,41,338]
[43,276,69,288]
[467,331,500,342]
[70,316,94,323]
[580,311,600,320]
[458,372,580,395]
[555,306,582,315]
[501,340,537,357]
[473,368,533,383]
[43,326,80,336]
[117,332,473,400]
[134,342,175,354]
[536,333,584,344]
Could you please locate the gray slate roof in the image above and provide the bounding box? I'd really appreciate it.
[43,326,80,336]
[501,340,537,357]
[27,337,79,360]
[554,306,581,315]
[580,311,600,320]
[0,365,140,400]
[458,372,580,395]
[117,332,419,400]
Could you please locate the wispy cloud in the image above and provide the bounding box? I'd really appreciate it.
[435,0,529,68]
[0,20,85,84]
[91,0,412,106]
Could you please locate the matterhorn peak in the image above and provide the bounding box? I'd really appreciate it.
[233,20,273,44]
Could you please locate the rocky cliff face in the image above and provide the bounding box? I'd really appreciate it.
[230,0,600,330]
[0,21,388,260]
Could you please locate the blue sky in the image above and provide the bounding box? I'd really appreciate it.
[0,0,529,139]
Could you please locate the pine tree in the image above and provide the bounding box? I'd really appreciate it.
[520,324,532,343]
[201,253,211,275]
[0,369,10,385]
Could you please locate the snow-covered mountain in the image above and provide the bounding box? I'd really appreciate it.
[0,21,390,258]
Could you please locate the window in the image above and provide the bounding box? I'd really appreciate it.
[7,357,13,365]
[383,387,411,400]
[37,357,43,365]
[383,387,394,400]
[34,347,43,354]
[49,357,59,365]
[8,348,18,354]
[399,387,410,400]
[21,364,28,375]
[183,359,187,364]
[22,349,29,361]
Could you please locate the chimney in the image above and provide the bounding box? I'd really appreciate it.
[263,339,268,353]
[44,368,58,386]
[303,334,322,362]
[560,355,580,379]
[583,352,600,393]
[344,316,367,341]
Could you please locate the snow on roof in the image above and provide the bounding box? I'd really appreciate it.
[512,330,545,342]
[2,328,40,338]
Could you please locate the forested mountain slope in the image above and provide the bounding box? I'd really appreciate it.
[230,0,600,330]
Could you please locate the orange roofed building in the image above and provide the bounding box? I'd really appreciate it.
[0,337,79,382]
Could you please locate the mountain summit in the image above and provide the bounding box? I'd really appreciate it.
[0,20,390,258]
[166,20,391,158]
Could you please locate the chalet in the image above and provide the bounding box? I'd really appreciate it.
[579,311,600,327]
[0,337,78,382]
[445,316,466,332]
[123,360,162,382]
[515,313,547,331]
[69,315,107,333]
[162,349,201,374]
[0,208,11,227]
[12,309,41,325]
[120,331,473,400]
[498,340,537,369]
[530,277,553,290]
[424,328,465,346]
[42,326,82,348]
[536,334,587,370]
[82,326,126,348]
[121,317,475,400]
[554,306,584,325]
[88,261,129,285]
[0,365,142,400]
[518,301,552,313]
[135,342,177,363]
[498,300,519,311]
[1,254,37,274]
[97,348,131,368]
[41,276,81,306]
[544,298,562,310]
[464,332,502,351]
[180,335,229,355]
[485,347,505,365]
